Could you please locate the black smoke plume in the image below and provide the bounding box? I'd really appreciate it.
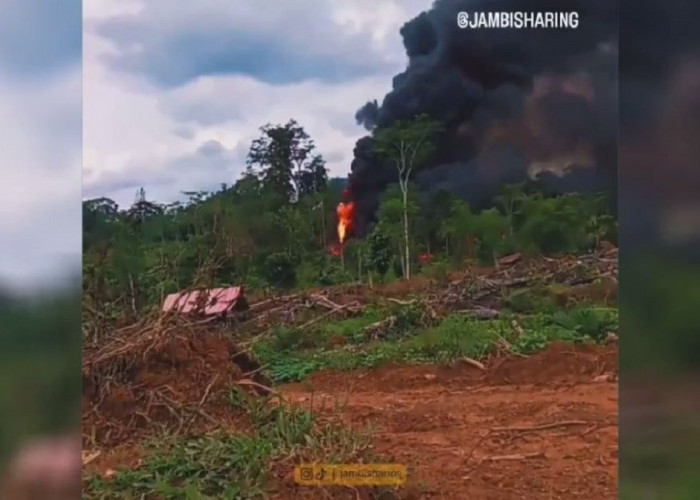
[348,0,618,231]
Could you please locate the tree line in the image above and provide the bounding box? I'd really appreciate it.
[83,117,617,339]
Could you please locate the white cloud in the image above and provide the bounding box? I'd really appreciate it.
[84,0,432,209]
[0,65,82,289]
[88,0,426,87]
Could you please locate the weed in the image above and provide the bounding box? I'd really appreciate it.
[391,303,426,336]
[320,308,384,343]
[86,433,273,499]
[269,358,320,383]
[270,325,302,351]
[404,315,503,362]
[256,308,618,384]
[503,284,561,313]
[85,394,374,499]
[550,306,618,342]
[511,330,550,354]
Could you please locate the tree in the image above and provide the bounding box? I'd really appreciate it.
[474,208,510,265]
[83,197,120,250]
[127,188,163,227]
[441,199,474,262]
[374,114,441,279]
[261,252,297,289]
[246,119,327,202]
[494,183,525,236]
[376,185,421,279]
[421,189,455,253]
[365,226,392,280]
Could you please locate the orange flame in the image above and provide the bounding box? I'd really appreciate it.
[336,201,355,244]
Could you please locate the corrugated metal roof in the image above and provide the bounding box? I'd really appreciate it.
[162,287,243,316]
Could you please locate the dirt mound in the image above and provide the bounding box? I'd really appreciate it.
[488,341,618,386]
[291,342,617,396]
[82,317,267,447]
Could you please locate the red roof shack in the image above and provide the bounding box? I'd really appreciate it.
[162,287,249,318]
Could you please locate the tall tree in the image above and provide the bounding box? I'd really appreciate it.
[441,199,474,261]
[246,119,328,202]
[494,183,525,237]
[127,188,163,227]
[374,114,441,279]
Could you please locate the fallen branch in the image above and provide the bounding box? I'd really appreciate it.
[460,357,486,370]
[464,431,493,466]
[198,374,220,407]
[310,293,344,310]
[580,425,599,437]
[192,407,221,427]
[483,451,546,461]
[491,420,589,433]
[241,363,269,378]
[82,450,101,466]
[493,334,520,357]
[236,378,282,398]
[363,316,397,340]
[458,308,500,320]
[296,302,356,331]
[386,298,416,306]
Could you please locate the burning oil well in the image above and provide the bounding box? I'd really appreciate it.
[330,188,356,265]
[346,0,618,233]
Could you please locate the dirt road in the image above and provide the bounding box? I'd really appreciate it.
[281,342,618,499]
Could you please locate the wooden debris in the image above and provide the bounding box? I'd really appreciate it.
[363,316,397,340]
[491,420,589,433]
[458,308,500,320]
[483,451,546,461]
[498,253,522,266]
[82,450,101,466]
[460,357,486,370]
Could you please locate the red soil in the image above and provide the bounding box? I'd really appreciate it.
[280,342,618,499]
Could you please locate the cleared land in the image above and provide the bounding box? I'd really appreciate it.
[83,250,618,499]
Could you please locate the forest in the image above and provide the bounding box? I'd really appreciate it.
[82,117,617,342]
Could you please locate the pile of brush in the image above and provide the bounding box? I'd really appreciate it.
[82,314,269,447]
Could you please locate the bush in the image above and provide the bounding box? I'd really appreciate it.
[261,252,297,289]
[551,307,618,342]
[473,208,511,264]
[515,194,604,255]
[423,259,451,284]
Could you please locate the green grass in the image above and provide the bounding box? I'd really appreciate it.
[84,391,376,499]
[319,308,385,343]
[254,305,618,383]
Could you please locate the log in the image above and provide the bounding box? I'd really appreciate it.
[458,308,500,320]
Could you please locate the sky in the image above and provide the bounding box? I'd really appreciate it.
[0,0,82,291]
[83,0,430,209]
[0,0,430,290]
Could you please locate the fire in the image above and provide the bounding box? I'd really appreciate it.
[336,201,355,244]
[419,253,435,265]
[329,244,342,257]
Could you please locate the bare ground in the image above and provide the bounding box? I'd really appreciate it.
[279,342,618,499]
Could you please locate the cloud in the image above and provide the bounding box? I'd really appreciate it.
[90,0,426,87]
[0,0,82,290]
[84,0,435,210]
[0,0,81,79]
[84,138,247,205]
[84,71,398,208]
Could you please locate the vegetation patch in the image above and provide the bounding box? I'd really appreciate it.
[255,306,618,383]
[84,391,376,499]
